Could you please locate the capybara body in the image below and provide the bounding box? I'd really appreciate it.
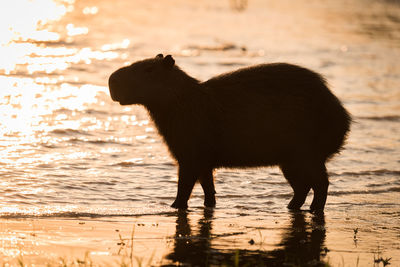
[108,54,351,212]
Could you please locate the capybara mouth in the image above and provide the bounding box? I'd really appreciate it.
[109,90,118,102]
[109,88,136,105]
[118,100,131,105]
[108,74,122,102]
[110,90,122,103]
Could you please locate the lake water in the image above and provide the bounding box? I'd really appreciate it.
[0,0,399,265]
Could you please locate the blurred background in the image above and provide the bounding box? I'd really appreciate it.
[0,0,399,263]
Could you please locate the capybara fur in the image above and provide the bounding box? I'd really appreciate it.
[108,54,351,212]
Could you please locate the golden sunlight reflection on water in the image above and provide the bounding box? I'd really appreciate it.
[0,0,122,153]
[0,0,67,43]
[0,77,103,135]
[0,0,122,75]
[0,0,67,73]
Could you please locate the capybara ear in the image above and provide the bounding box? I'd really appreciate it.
[163,55,175,68]
[156,54,164,59]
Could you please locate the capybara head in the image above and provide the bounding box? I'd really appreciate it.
[108,54,177,105]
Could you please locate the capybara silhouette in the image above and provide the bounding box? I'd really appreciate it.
[108,54,351,212]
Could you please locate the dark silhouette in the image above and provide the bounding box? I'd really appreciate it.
[162,209,327,266]
[108,54,351,212]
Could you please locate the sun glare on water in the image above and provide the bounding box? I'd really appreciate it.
[0,0,126,193]
[0,0,123,144]
[0,0,68,73]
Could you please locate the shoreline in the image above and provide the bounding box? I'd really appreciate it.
[1,209,398,266]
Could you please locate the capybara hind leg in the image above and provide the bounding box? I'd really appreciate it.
[310,164,329,213]
[171,166,197,209]
[199,169,216,207]
[281,164,311,210]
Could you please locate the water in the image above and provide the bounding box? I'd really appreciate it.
[0,0,399,265]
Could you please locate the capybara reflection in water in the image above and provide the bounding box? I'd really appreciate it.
[108,54,351,212]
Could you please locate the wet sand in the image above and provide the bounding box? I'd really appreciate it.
[0,216,171,266]
[1,209,398,266]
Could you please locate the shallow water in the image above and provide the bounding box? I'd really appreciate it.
[0,0,399,265]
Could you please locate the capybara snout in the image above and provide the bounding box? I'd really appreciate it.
[109,55,177,106]
[108,54,351,212]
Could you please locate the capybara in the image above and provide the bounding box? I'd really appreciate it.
[108,54,351,212]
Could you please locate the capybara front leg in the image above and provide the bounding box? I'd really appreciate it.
[281,164,311,210]
[310,164,329,213]
[199,169,216,207]
[288,185,311,210]
[171,166,197,209]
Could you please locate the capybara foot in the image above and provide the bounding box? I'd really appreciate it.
[287,203,301,210]
[287,197,305,210]
[204,197,216,208]
[310,202,325,214]
[310,209,324,215]
[171,200,188,209]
